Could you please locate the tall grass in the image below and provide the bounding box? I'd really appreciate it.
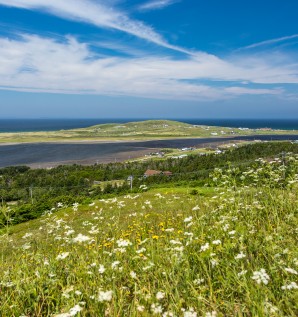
[0,155,297,316]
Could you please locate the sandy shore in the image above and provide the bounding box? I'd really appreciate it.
[0,133,297,147]
[27,149,156,168]
[0,139,137,146]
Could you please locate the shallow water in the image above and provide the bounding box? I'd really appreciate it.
[0,135,297,168]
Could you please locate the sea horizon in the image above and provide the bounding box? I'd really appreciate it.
[0,118,298,133]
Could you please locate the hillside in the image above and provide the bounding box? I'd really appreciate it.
[0,153,297,316]
[1,141,298,228]
[0,120,297,144]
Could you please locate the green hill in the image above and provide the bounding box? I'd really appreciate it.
[1,154,297,316]
[0,119,297,144]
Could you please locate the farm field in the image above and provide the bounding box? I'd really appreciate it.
[1,155,297,316]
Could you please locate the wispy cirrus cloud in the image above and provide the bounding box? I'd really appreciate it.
[239,34,298,50]
[138,0,180,11]
[0,34,295,101]
[0,0,191,55]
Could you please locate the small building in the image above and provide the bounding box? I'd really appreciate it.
[171,154,188,159]
[144,169,162,177]
[144,169,172,178]
[181,147,193,151]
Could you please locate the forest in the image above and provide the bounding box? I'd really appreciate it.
[0,141,297,226]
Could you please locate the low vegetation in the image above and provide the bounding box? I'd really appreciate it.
[1,142,298,227]
[0,147,297,316]
[0,120,297,143]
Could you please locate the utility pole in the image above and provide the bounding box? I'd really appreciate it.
[29,186,33,204]
[128,175,133,191]
[281,152,286,180]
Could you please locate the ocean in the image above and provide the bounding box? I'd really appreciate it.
[0,118,298,133]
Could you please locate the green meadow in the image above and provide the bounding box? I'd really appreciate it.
[1,153,297,316]
[0,120,297,144]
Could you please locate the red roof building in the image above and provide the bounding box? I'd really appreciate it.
[144,169,172,177]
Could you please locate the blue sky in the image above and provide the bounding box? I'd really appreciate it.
[0,0,297,118]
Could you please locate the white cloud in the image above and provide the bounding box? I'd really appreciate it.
[0,34,296,101]
[0,0,193,55]
[138,0,179,11]
[239,34,298,50]
[91,40,147,57]
[224,87,283,95]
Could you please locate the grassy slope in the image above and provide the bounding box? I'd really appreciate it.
[0,120,297,144]
[1,182,297,316]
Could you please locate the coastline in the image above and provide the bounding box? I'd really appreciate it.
[0,135,297,169]
[0,119,297,146]
[0,133,297,147]
[1,118,298,133]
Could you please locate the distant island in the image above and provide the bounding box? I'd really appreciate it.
[0,120,297,144]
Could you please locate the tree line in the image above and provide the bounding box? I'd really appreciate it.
[0,141,297,226]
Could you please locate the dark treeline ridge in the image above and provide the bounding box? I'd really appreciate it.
[0,141,297,227]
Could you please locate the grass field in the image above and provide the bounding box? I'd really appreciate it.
[0,155,297,316]
[0,120,297,144]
